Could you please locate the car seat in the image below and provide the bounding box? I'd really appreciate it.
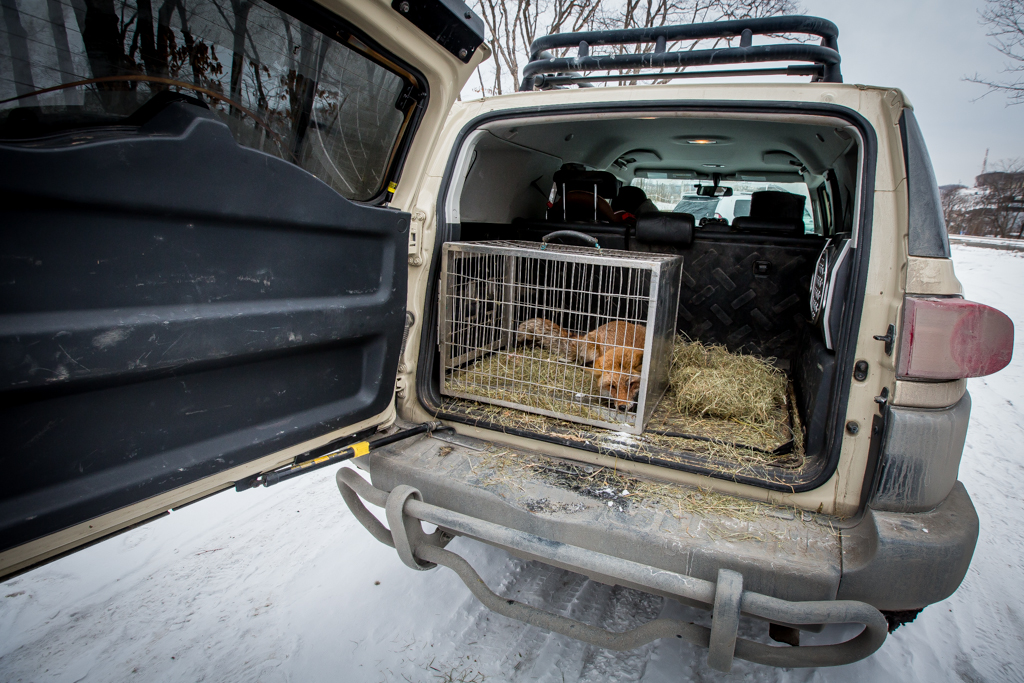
[730,190,806,235]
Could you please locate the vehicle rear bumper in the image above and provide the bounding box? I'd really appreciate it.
[839,481,979,610]
[365,432,843,604]
[339,431,977,668]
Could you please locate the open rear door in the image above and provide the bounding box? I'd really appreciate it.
[0,0,485,578]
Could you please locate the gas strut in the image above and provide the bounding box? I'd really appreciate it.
[237,422,450,490]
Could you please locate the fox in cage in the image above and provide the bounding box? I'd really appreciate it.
[515,318,646,411]
[440,242,681,434]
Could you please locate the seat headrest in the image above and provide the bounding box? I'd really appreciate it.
[552,168,620,199]
[612,186,649,213]
[732,190,807,234]
[635,212,694,248]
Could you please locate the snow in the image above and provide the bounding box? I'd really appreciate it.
[2,244,1023,682]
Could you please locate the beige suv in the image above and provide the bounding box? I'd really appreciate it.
[0,0,1013,672]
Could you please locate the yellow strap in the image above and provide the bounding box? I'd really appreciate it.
[292,441,370,470]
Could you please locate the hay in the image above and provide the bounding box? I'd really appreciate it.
[669,338,788,423]
[446,347,614,422]
[442,336,804,477]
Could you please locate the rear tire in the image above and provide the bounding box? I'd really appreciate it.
[881,608,923,633]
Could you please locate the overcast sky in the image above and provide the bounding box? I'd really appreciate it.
[802,0,1023,186]
[464,0,1021,187]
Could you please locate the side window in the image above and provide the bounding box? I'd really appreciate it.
[0,0,421,201]
[899,110,951,257]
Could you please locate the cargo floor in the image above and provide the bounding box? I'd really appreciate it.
[439,384,819,486]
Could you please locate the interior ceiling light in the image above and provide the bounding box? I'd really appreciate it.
[702,163,725,168]
[672,135,732,146]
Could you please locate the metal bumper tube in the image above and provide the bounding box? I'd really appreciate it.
[337,468,888,671]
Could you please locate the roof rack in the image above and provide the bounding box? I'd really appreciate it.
[519,15,841,91]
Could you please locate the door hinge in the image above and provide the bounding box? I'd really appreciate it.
[396,375,409,399]
[409,208,428,266]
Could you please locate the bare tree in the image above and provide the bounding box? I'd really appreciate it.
[943,160,1024,237]
[941,185,975,235]
[475,0,604,96]
[980,159,1024,236]
[45,0,78,102]
[2,0,38,104]
[967,0,1024,104]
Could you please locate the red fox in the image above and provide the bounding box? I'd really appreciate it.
[587,347,644,411]
[516,318,646,364]
[516,318,646,410]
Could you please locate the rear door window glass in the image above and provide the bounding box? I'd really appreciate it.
[0,0,419,200]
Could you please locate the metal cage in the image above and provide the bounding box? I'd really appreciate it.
[439,241,682,434]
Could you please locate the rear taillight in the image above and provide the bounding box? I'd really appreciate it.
[897,297,1014,380]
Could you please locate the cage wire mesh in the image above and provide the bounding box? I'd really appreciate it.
[440,241,682,434]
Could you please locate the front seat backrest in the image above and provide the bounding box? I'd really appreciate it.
[731,190,806,235]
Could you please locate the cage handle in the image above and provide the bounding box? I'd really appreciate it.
[541,230,601,249]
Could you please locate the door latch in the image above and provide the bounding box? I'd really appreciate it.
[874,386,889,413]
[873,324,895,356]
[408,209,428,266]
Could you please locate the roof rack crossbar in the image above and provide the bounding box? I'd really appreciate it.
[533,64,823,88]
[520,15,841,90]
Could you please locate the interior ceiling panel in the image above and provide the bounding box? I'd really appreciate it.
[485,116,848,180]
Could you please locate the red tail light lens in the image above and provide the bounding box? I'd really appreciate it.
[897,297,1014,380]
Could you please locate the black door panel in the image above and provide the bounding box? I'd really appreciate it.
[0,102,408,554]
[677,234,824,359]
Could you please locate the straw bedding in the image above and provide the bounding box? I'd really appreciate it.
[442,336,803,475]
[669,339,788,424]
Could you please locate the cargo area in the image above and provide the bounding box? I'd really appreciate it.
[421,111,863,491]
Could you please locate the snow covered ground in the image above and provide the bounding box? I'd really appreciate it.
[1,243,1023,683]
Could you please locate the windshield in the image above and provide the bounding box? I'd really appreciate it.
[633,178,816,234]
[0,0,415,201]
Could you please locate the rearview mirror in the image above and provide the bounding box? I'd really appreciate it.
[695,185,733,197]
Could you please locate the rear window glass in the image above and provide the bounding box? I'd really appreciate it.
[0,0,417,200]
[636,178,815,233]
[673,197,719,219]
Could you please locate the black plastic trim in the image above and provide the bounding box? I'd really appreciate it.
[898,110,951,257]
[0,101,411,554]
[391,0,485,64]
[417,99,878,495]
